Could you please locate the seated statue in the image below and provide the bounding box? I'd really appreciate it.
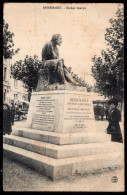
[36,34,86,91]
[44,34,78,84]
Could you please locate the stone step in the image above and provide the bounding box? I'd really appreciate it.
[12,126,111,145]
[3,135,122,159]
[3,143,123,180]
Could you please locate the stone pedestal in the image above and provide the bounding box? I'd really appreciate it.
[3,90,124,180]
[26,90,96,133]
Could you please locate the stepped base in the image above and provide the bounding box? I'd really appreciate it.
[3,125,124,180]
[12,126,111,145]
[3,143,123,180]
[3,134,122,159]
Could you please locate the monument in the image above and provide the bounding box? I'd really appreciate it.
[3,34,123,180]
[27,34,95,135]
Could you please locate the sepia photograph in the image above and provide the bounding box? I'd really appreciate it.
[3,2,124,191]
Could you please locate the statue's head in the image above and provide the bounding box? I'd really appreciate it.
[51,34,62,46]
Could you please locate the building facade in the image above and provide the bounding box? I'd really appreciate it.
[3,57,29,105]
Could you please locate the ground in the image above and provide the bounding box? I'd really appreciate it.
[3,157,124,192]
[3,120,124,192]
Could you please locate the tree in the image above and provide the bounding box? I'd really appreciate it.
[91,7,124,101]
[12,58,91,92]
[11,55,42,91]
[3,20,20,59]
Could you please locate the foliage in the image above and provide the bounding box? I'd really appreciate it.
[67,67,93,91]
[11,55,43,91]
[3,20,20,59]
[12,58,92,91]
[91,8,124,101]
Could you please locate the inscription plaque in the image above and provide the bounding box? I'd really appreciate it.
[32,96,56,131]
[63,94,95,133]
[27,90,95,133]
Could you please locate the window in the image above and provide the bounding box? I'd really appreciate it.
[14,94,17,101]
[4,67,7,81]
[4,89,6,102]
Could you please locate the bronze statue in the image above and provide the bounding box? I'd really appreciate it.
[36,34,86,91]
[42,34,77,86]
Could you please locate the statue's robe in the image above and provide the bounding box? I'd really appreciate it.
[42,41,77,85]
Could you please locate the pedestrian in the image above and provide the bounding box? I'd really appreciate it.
[17,104,22,120]
[106,99,123,143]
[3,104,12,135]
[117,102,122,122]
[100,106,105,121]
[10,102,15,125]
[94,103,100,120]
[105,105,109,120]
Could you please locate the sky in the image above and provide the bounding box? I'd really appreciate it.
[3,3,123,84]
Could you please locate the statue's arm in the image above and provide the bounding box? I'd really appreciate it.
[50,44,59,59]
[52,51,58,59]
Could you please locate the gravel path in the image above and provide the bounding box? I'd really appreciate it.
[3,156,124,192]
